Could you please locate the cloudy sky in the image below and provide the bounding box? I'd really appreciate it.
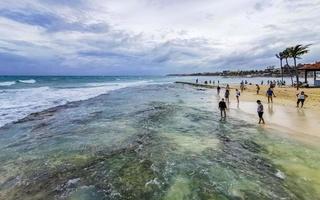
[0,0,319,75]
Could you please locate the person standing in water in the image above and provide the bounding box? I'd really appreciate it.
[266,87,276,103]
[296,91,308,108]
[256,100,265,124]
[196,79,198,84]
[224,89,230,104]
[217,85,221,95]
[219,98,227,119]
[235,89,240,103]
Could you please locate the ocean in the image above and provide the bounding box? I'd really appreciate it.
[0,76,318,199]
[0,76,292,127]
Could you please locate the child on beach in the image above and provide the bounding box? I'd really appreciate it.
[296,91,308,108]
[256,100,265,124]
[266,88,276,103]
[235,89,240,103]
[219,98,227,119]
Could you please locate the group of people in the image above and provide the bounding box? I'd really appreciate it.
[265,80,286,87]
[216,80,308,124]
[218,84,239,120]
[196,79,219,85]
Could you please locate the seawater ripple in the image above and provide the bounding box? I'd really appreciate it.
[0,83,319,200]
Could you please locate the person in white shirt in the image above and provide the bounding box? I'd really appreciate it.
[296,91,308,108]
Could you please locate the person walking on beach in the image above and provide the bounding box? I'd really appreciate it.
[235,89,240,103]
[256,84,260,94]
[257,100,265,124]
[296,91,308,108]
[266,88,276,103]
[224,89,230,103]
[217,85,221,95]
[219,98,227,119]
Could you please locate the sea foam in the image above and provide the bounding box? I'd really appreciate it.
[18,79,36,84]
[0,81,16,86]
[0,80,149,127]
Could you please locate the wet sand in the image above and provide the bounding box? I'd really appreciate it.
[227,100,320,146]
[226,85,320,139]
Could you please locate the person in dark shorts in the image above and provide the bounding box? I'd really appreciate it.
[296,91,308,108]
[257,100,265,124]
[219,98,227,119]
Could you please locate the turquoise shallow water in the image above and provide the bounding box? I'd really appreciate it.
[0,83,319,200]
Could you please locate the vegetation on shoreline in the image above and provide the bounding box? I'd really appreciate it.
[167,67,296,77]
[169,44,312,89]
[276,44,311,89]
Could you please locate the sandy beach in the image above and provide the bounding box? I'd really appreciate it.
[235,84,320,112]
[176,81,320,145]
[226,84,320,146]
[228,84,320,135]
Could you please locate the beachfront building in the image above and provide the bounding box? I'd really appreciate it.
[298,62,320,86]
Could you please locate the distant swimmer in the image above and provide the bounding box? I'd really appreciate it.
[256,100,265,124]
[266,87,276,103]
[219,98,227,119]
[296,91,308,108]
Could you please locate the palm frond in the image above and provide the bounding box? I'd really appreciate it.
[287,44,310,58]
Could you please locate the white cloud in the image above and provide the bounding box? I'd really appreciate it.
[0,0,319,74]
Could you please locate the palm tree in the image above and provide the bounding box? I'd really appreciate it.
[282,48,294,86]
[287,44,311,89]
[275,52,284,85]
